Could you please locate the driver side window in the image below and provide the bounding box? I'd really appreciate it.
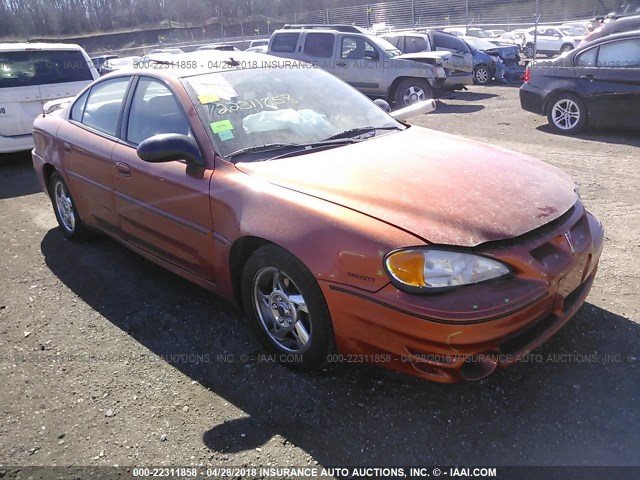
[127,77,191,146]
[341,37,376,60]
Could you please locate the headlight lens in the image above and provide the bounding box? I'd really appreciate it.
[384,248,510,293]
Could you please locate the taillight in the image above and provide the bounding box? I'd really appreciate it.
[524,67,531,83]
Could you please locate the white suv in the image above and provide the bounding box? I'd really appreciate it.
[0,43,98,154]
[523,26,585,58]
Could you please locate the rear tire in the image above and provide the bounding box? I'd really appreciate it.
[546,93,587,135]
[523,44,535,58]
[241,245,336,372]
[48,171,90,241]
[560,43,574,53]
[394,78,433,107]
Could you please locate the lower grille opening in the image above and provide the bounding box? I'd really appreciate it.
[562,275,592,313]
[460,356,497,381]
[500,314,558,355]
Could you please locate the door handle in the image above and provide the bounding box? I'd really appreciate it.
[336,61,348,67]
[115,162,131,177]
[580,75,595,80]
[63,142,71,154]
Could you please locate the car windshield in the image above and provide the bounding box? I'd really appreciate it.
[183,66,403,161]
[470,30,492,38]
[0,50,94,88]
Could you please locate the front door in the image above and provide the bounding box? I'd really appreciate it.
[335,35,385,96]
[112,76,215,279]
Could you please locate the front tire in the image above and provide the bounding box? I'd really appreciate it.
[547,93,587,134]
[394,78,433,107]
[48,171,90,241]
[241,245,336,371]
[473,66,491,85]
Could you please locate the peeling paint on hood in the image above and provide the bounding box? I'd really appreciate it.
[236,126,577,247]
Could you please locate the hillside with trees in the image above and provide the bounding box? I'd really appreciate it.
[0,0,625,39]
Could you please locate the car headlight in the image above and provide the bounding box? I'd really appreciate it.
[384,248,511,293]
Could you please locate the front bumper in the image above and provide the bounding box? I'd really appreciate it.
[321,204,604,383]
[0,133,35,154]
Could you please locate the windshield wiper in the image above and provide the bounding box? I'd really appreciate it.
[226,143,301,159]
[322,125,401,141]
[226,138,358,161]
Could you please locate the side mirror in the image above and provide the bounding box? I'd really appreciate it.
[373,99,391,113]
[137,133,204,166]
[391,99,437,121]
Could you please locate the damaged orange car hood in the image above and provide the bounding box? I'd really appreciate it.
[235,126,577,247]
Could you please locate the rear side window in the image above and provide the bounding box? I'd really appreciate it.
[303,33,335,58]
[0,50,93,88]
[81,77,130,136]
[271,33,300,53]
[70,90,89,121]
[597,39,640,67]
[405,36,430,53]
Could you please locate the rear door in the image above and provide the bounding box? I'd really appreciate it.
[574,38,640,128]
[268,32,302,61]
[300,32,337,73]
[58,76,133,232]
[432,32,474,73]
[0,49,96,141]
[111,76,215,279]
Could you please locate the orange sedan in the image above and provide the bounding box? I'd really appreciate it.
[32,52,604,383]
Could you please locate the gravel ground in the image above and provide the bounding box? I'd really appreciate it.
[0,85,638,470]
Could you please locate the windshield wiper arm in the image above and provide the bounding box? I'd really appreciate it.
[322,125,401,141]
[226,143,301,159]
[226,138,358,161]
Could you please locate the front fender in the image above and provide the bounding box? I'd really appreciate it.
[209,160,423,296]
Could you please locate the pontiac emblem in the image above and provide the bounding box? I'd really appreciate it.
[564,232,575,254]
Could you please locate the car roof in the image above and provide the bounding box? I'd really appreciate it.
[107,50,304,79]
[592,28,640,41]
[606,14,640,27]
[0,42,86,52]
[384,31,428,37]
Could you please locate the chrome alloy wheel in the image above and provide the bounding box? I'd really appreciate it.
[402,85,427,104]
[252,267,311,352]
[54,180,76,232]
[475,67,490,84]
[551,99,581,130]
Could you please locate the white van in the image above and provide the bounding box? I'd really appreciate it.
[0,43,98,153]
